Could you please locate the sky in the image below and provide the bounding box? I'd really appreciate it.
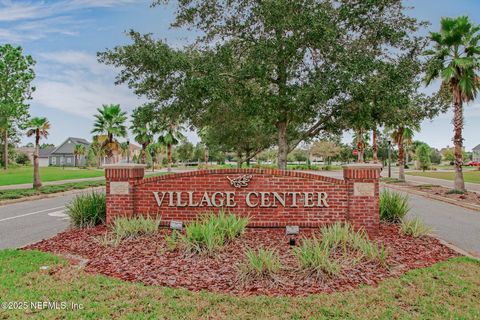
[1,0,479,151]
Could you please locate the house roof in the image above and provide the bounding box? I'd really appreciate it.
[129,143,141,151]
[39,146,56,158]
[51,137,90,155]
[473,144,480,151]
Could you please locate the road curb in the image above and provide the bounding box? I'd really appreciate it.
[0,186,105,207]
[382,183,480,213]
[434,236,480,260]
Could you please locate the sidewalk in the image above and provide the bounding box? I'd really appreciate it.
[0,169,179,191]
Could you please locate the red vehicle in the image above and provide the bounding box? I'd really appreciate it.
[466,161,480,167]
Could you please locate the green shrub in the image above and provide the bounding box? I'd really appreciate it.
[446,189,465,195]
[181,211,249,254]
[380,190,410,223]
[401,218,432,238]
[293,237,341,277]
[238,248,282,281]
[111,215,161,240]
[66,192,106,228]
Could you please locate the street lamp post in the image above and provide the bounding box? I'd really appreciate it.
[387,140,392,178]
[127,140,130,164]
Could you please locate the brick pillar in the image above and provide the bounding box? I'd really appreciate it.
[104,164,146,224]
[343,164,382,234]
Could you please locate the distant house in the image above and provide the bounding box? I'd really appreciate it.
[14,147,35,162]
[49,137,90,167]
[39,146,55,167]
[473,144,480,162]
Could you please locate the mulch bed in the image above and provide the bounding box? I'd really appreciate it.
[383,180,480,207]
[414,185,480,205]
[25,224,458,297]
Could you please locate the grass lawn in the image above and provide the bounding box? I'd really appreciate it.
[406,170,480,184]
[0,181,105,201]
[0,167,104,186]
[0,250,479,319]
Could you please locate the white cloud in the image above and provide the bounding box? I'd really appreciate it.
[0,0,139,22]
[0,0,140,42]
[33,50,144,119]
[0,16,81,42]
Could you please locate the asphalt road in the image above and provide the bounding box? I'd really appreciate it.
[0,194,75,249]
[388,188,480,257]
[0,179,479,258]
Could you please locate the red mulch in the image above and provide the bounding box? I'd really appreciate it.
[24,224,458,297]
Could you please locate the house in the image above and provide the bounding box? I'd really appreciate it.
[14,147,35,163]
[49,137,90,167]
[99,142,142,165]
[473,144,480,162]
[39,146,55,167]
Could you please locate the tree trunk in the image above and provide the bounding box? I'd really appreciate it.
[356,129,364,163]
[167,144,172,172]
[3,129,8,170]
[277,120,288,170]
[453,91,465,191]
[397,127,405,182]
[33,132,42,188]
[372,128,378,163]
[237,152,243,168]
[204,148,209,166]
[141,144,147,164]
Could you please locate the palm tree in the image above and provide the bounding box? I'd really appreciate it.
[73,144,86,167]
[91,104,127,162]
[424,16,480,191]
[26,117,50,188]
[158,122,185,172]
[390,126,416,181]
[119,141,130,163]
[90,135,108,168]
[147,142,165,171]
[132,126,153,164]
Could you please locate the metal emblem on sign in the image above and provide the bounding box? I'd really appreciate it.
[227,174,252,188]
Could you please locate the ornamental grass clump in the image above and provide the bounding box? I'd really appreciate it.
[401,218,432,238]
[294,222,388,277]
[181,210,249,255]
[111,215,161,240]
[294,237,341,277]
[238,248,282,282]
[380,190,410,223]
[66,192,106,228]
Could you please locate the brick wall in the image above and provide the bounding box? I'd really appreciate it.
[104,165,382,233]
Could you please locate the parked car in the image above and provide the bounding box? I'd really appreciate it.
[465,161,480,167]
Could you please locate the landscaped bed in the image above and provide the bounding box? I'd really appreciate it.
[382,178,480,207]
[25,223,457,297]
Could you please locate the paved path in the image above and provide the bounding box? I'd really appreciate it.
[0,176,105,191]
[0,169,176,191]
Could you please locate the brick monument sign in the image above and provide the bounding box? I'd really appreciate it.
[104,164,382,233]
